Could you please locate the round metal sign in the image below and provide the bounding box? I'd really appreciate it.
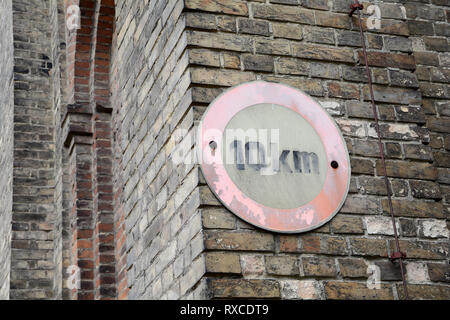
[198,81,351,233]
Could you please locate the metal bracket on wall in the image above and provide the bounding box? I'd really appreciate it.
[390,252,407,262]
[349,2,364,17]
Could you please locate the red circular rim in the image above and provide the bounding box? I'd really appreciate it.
[198,81,351,233]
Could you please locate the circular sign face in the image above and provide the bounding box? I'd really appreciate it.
[198,81,351,233]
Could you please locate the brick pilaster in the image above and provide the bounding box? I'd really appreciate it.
[93,110,116,299]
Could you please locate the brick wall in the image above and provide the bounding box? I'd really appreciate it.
[109,0,450,300]
[112,0,211,299]
[60,0,118,300]
[0,0,14,301]
[11,0,64,300]
[182,0,450,300]
[1,0,449,300]
[111,0,126,300]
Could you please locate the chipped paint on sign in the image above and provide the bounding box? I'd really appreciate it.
[198,81,351,233]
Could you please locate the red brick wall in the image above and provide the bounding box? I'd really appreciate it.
[62,0,119,300]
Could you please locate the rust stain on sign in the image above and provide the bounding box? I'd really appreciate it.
[198,81,351,233]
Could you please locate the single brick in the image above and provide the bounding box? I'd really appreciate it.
[266,256,299,276]
[240,254,265,276]
[255,38,291,55]
[280,280,321,300]
[336,119,366,138]
[300,235,348,255]
[397,284,450,300]
[292,43,354,63]
[358,51,415,70]
[406,262,430,284]
[279,235,300,253]
[374,260,402,281]
[427,118,450,134]
[238,18,270,36]
[187,30,253,52]
[186,12,217,30]
[375,160,437,180]
[350,238,388,257]
[302,256,337,277]
[389,70,419,88]
[427,263,450,283]
[222,52,240,69]
[362,85,421,104]
[216,15,237,32]
[420,82,450,99]
[350,158,374,175]
[315,11,350,29]
[205,252,241,274]
[418,219,449,239]
[262,75,325,97]
[385,142,403,159]
[424,37,449,52]
[324,281,394,300]
[242,54,274,72]
[408,20,434,36]
[201,208,236,229]
[211,279,280,298]
[400,218,417,237]
[389,240,448,260]
[301,0,328,10]
[188,48,220,67]
[272,23,302,40]
[304,26,335,45]
[384,36,413,52]
[328,82,360,99]
[395,106,426,123]
[358,176,407,197]
[434,151,450,167]
[253,4,315,24]
[330,215,364,234]
[204,230,275,251]
[338,258,368,278]
[382,199,447,219]
[340,196,380,215]
[275,58,309,76]
[185,0,248,16]
[342,66,368,83]
[410,180,442,200]
[365,216,400,236]
[191,67,256,87]
[415,52,440,67]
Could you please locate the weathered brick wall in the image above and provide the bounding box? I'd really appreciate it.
[50,0,66,300]
[60,0,118,300]
[0,0,14,301]
[11,0,64,299]
[111,0,126,300]
[182,0,450,299]
[113,0,209,299]
[1,0,449,300]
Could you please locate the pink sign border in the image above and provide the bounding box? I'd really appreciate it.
[198,81,351,234]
